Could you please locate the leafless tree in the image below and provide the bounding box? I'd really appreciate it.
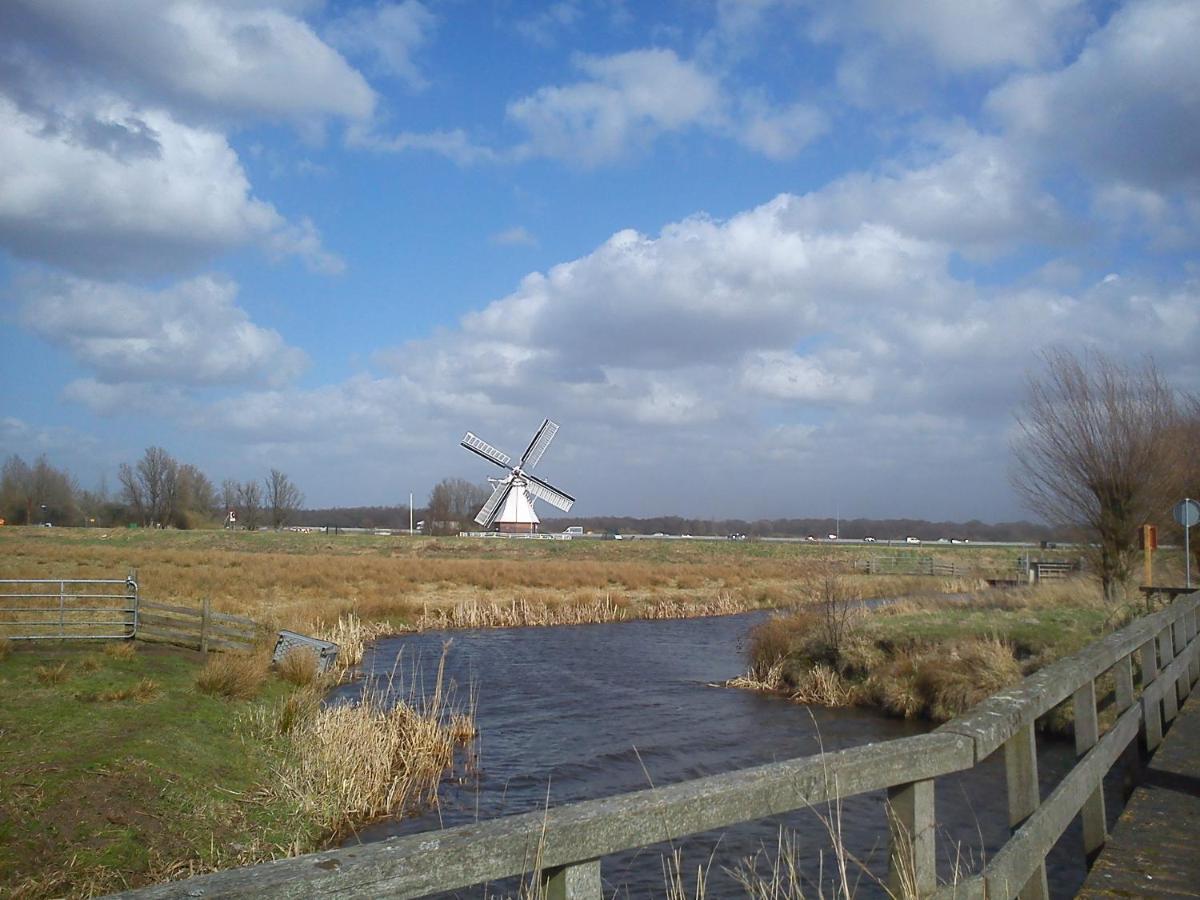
[237,480,262,531]
[1,454,78,524]
[264,469,303,529]
[1011,348,1179,603]
[427,478,491,534]
[119,447,179,527]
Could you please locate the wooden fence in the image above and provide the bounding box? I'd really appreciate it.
[854,555,963,577]
[112,592,1200,900]
[137,598,260,652]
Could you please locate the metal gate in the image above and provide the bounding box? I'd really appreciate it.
[0,575,139,640]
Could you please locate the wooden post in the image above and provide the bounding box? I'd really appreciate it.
[1173,617,1188,706]
[1072,679,1106,857]
[200,597,211,654]
[888,779,936,897]
[1114,652,1141,791]
[1159,627,1178,723]
[1142,524,1155,593]
[1189,607,1199,688]
[1004,725,1049,900]
[541,860,602,900]
[1141,638,1163,752]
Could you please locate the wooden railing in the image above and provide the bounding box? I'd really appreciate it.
[137,598,259,652]
[112,593,1200,900]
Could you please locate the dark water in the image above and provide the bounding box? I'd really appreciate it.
[333,612,1126,898]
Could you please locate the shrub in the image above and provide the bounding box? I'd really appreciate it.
[195,652,268,700]
[872,638,1021,721]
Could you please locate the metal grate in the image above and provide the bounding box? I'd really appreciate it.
[272,630,339,673]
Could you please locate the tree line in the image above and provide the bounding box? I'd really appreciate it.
[1,446,304,530]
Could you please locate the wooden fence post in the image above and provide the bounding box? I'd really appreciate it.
[1159,627,1178,723]
[1005,725,1049,900]
[1114,652,1140,790]
[200,597,211,654]
[1189,607,1199,688]
[541,860,602,900]
[888,778,936,897]
[1172,617,1188,706]
[1140,638,1163,752]
[1072,679,1106,857]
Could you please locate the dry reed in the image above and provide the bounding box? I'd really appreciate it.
[261,645,474,840]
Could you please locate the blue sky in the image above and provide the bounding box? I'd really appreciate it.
[2,0,1198,521]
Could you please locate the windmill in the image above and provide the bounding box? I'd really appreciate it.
[461,419,575,533]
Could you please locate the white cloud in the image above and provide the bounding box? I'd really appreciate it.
[507,49,723,166]
[735,96,829,160]
[805,0,1089,108]
[0,0,375,125]
[988,0,1200,192]
[325,1,436,89]
[20,274,308,390]
[489,227,539,247]
[0,96,339,276]
[346,125,498,165]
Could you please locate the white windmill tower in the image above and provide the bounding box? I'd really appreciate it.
[461,419,575,533]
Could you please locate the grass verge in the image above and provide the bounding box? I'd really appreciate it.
[0,640,473,898]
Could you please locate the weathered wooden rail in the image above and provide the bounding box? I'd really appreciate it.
[112,592,1200,900]
[137,598,259,652]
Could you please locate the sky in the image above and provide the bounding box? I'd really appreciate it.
[1,0,1198,523]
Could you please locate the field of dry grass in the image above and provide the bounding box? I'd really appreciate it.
[0,527,1033,638]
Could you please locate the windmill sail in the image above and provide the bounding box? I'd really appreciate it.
[521,419,558,469]
[475,479,513,527]
[461,432,512,468]
[524,472,574,511]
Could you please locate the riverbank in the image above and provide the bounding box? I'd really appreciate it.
[733,579,1120,731]
[0,638,472,898]
[0,527,1032,638]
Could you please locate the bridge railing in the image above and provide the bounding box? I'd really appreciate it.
[113,592,1200,900]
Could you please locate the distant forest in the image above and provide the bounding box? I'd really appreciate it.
[292,505,1066,543]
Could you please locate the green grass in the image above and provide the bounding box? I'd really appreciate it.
[0,641,312,897]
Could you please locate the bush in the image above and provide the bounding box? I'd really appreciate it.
[872,638,1021,721]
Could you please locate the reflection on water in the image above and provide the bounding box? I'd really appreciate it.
[333,612,1120,898]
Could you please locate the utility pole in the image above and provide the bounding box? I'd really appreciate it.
[409,492,414,535]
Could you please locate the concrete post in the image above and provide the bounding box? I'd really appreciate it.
[1004,725,1049,900]
[1072,679,1106,857]
[542,860,602,900]
[888,778,936,897]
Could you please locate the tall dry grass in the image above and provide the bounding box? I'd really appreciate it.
[195,652,269,700]
[253,645,474,841]
[0,635,10,661]
[869,638,1022,721]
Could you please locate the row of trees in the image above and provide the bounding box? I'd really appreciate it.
[0,447,305,531]
[1012,348,1200,603]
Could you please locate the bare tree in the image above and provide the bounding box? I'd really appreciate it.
[237,480,262,531]
[1,454,78,525]
[427,478,491,534]
[220,479,239,524]
[1011,348,1178,603]
[264,469,303,529]
[119,447,179,527]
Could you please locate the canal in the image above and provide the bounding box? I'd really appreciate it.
[335,611,1119,898]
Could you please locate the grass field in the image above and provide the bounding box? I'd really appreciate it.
[0,527,1042,637]
[0,637,472,898]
